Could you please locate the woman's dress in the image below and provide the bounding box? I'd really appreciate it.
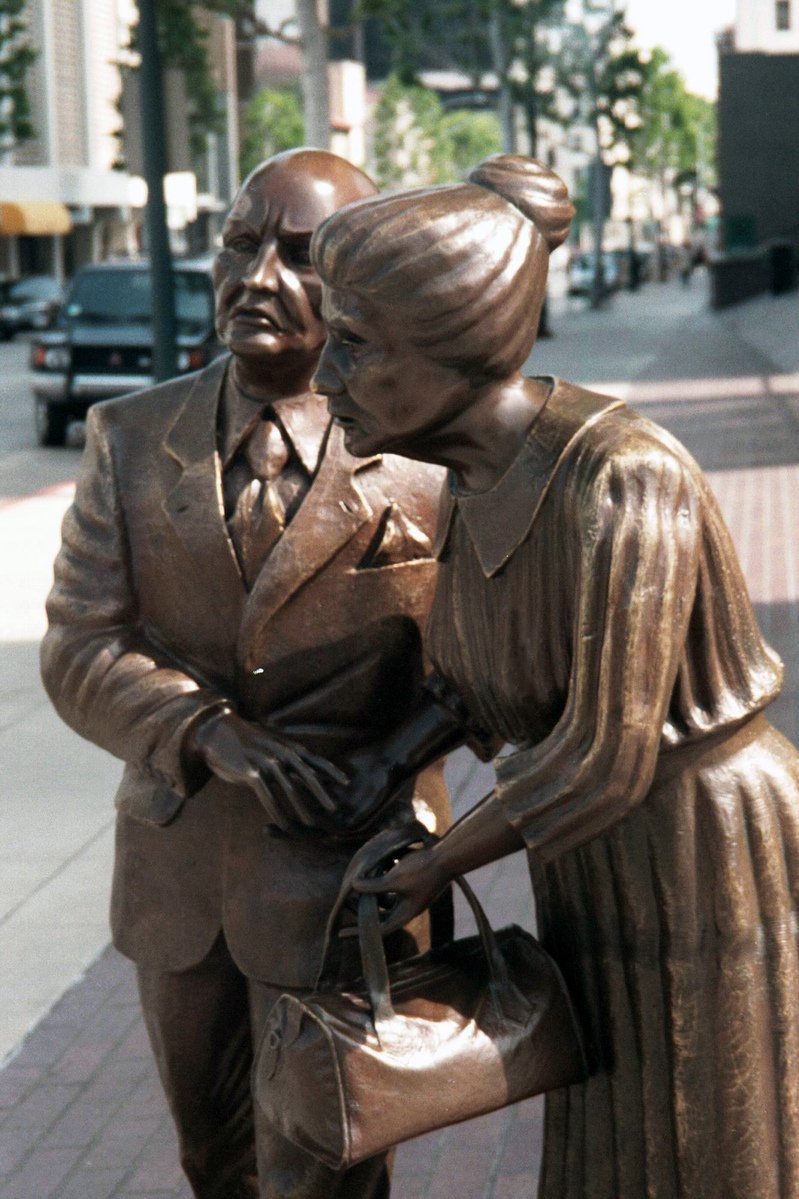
[427,379,799,1199]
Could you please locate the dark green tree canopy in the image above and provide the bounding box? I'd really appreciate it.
[131,1,250,158]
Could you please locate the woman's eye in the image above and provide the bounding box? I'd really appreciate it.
[340,332,367,350]
[282,241,312,268]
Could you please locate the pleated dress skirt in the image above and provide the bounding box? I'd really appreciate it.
[535,714,799,1199]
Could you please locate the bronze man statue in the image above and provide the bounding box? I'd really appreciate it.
[41,149,450,1199]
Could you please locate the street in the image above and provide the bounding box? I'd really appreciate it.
[1,276,798,1198]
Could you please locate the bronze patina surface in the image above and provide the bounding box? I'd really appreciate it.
[312,154,799,1199]
[41,149,450,1199]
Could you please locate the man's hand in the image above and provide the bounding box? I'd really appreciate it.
[188,708,348,834]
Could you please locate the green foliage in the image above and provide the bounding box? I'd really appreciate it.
[558,10,649,161]
[0,0,37,147]
[357,0,566,154]
[441,110,503,175]
[128,1,249,160]
[372,74,501,187]
[357,0,489,84]
[239,87,304,178]
[630,47,716,186]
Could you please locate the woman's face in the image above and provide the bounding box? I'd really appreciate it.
[311,286,470,459]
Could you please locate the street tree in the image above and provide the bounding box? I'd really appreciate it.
[357,0,566,154]
[0,0,36,155]
[557,2,648,305]
[127,1,250,160]
[254,2,331,149]
[239,87,304,178]
[372,73,501,187]
[630,48,716,239]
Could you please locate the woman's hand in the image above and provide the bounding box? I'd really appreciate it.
[352,843,451,936]
[332,745,403,834]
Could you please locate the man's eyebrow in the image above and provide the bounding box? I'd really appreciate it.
[224,219,258,237]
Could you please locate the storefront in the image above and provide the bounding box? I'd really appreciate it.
[0,201,73,282]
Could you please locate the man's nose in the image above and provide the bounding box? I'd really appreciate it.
[243,241,281,292]
[310,341,343,396]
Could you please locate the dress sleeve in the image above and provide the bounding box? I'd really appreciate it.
[494,443,702,862]
[40,404,229,800]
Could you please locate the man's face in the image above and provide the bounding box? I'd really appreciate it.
[213,156,373,369]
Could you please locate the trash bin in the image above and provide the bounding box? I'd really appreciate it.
[769,241,797,295]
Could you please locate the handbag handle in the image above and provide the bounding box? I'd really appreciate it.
[358,875,513,1036]
[315,820,444,990]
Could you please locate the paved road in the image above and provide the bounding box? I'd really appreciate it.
[1,277,798,1198]
[0,339,83,499]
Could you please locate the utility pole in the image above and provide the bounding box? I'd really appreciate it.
[137,0,178,382]
[584,0,614,309]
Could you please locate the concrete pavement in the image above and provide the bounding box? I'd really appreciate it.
[1,273,798,1197]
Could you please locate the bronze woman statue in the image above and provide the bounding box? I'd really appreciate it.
[310,156,799,1199]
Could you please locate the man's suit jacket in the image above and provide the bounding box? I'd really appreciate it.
[41,355,448,986]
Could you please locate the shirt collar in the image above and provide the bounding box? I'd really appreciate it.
[432,378,625,578]
[221,366,329,475]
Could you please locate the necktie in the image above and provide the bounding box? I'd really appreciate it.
[227,415,304,588]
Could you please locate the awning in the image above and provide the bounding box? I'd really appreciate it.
[0,201,72,235]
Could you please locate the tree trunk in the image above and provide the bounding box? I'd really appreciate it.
[489,2,516,153]
[295,0,330,150]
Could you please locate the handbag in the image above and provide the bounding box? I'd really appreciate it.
[252,828,588,1169]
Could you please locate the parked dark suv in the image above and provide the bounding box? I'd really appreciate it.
[31,258,223,445]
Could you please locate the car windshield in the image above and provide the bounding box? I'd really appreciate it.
[1,276,61,303]
[63,268,213,329]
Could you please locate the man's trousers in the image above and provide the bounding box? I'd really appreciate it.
[136,934,391,1199]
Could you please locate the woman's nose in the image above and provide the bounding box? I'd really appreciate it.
[310,342,343,396]
[243,241,280,292]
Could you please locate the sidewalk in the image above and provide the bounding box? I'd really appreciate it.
[2,275,798,1198]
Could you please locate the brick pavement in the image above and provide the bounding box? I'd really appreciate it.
[3,279,799,1198]
[0,751,541,1199]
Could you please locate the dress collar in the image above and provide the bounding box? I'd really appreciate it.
[432,378,625,578]
[221,366,329,475]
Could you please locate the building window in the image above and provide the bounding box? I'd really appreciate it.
[776,0,791,31]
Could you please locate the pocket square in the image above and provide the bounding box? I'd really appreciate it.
[357,504,433,569]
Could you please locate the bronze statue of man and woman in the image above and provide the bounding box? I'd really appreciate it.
[43,146,799,1199]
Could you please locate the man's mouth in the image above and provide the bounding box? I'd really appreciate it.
[232,305,286,332]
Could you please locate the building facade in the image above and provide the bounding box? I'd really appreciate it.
[735,0,799,51]
[0,1,241,283]
[717,0,799,255]
[0,0,140,281]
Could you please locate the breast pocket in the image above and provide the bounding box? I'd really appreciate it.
[355,503,433,571]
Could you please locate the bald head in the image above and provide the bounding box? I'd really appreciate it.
[237,149,377,228]
[213,149,377,375]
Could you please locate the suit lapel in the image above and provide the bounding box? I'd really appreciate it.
[238,422,378,659]
[162,355,248,626]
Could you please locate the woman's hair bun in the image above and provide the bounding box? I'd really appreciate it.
[468,155,575,253]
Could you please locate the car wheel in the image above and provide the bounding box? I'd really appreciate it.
[34,397,69,447]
